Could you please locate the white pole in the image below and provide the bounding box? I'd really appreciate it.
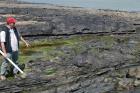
[0,50,24,74]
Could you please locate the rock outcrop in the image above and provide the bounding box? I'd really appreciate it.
[0,1,139,37]
[0,1,140,93]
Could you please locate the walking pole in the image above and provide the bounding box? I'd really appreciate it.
[0,50,27,78]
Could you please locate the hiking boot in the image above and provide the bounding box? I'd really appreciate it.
[0,75,6,81]
[17,64,25,74]
[14,73,27,80]
[14,74,21,80]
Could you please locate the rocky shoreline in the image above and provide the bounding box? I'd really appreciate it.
[0,0,140,93]
[0,0,140,37]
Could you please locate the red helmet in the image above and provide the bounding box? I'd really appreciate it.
[6,17,16,24]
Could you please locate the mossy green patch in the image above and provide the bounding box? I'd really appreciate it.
[98,36,115,49]
[43,68,57,75]
[0,35,117,65]
[17,35,116,64]
[18,35,97,63]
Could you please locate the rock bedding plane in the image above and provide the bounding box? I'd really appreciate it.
[0,0,140,93]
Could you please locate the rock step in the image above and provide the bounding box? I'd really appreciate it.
[0,21,46,25]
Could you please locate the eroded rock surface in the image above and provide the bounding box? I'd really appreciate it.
[0,1,139,37]
[0,0,140,93]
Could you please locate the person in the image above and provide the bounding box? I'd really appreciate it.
[0,17,30,80]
